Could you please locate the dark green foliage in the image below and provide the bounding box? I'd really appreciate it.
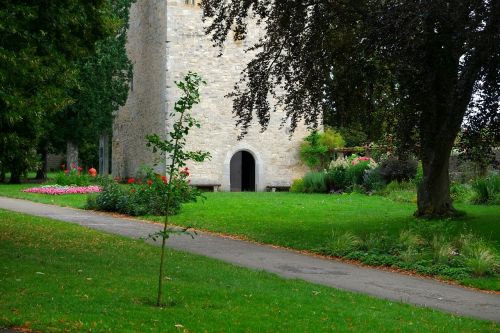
[325,167,349,192]
[378,159,418,183]
[338,128,369,147]
[87,178,128,213]
[0,0,112,182]
[54,170,92,186]
[320,226,499,282]
[48,0,135,164]
[471,175,500,205]
[89,175,201,216]
[362,167,385,192]
[346,162,371,186]
[302,172,327,193]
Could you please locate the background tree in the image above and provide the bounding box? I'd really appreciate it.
[0,0,111,183]
[200,0,499,218]
[46,0,134,173]
[0,1,110,182]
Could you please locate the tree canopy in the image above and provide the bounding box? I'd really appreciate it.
[47,0,134,168]
[0,0,134,181]
[200,0,500,217]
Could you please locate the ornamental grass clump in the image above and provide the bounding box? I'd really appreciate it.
[470,174,500,205]
[302,171,327,193]
[327,231,361,256]
[459,235,499,276]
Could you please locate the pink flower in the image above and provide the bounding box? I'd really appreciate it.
[22,185,101,195]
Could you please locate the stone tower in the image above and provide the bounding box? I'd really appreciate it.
[112,0,309,191]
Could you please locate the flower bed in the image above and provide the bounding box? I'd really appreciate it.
[23,185,101,195]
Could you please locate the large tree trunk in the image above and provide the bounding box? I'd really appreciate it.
[416,97,464,218]
[416,144,457,217]
[9,170,21,184]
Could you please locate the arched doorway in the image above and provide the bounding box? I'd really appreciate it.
[230,151,256,192]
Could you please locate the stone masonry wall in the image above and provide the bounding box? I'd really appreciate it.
[112,0,168,178]
[165,0,309,190]
[114,0,310,190]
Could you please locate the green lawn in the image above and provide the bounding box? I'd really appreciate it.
[0,210,497,332]
[0,183,93,209]
[0,184,498,290]
[167,193,499,249]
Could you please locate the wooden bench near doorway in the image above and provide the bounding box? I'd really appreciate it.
[193,184,221,192]
[266,185,290,192]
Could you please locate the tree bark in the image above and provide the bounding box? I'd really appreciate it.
[36,146,48,180]
[66,141,79,170]
[416,147,457,217]
[99,133,110,176]
[9,170,21,184]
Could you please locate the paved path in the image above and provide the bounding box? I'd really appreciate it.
[0,197,499,322]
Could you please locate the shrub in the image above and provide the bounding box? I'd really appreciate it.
[325,167,349,192]
[450,182,474,203]
[378,159,418,183]
[89,170,201,217]
[319,128,345,149]
[302,171,327,193]
[55,169,92,186]
[471,175,500,204]
[398,247,421,263]
[300,129,344,170]
[430,235,455,264]
[87,177,126,212]
[363,167,385,192]
[346,161,371,186]
[385,180,416,192]
[290,179,305,193]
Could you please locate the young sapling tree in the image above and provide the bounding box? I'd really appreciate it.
[145,72,211,307]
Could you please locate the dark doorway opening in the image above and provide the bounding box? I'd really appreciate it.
[230,151,255,192]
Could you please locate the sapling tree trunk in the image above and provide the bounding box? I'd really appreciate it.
[146,72,210,307]
[156,112,185,307]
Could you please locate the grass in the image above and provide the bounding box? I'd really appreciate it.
[0,183,91,209]
[0,209,497,332]
[0,184,498,290]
